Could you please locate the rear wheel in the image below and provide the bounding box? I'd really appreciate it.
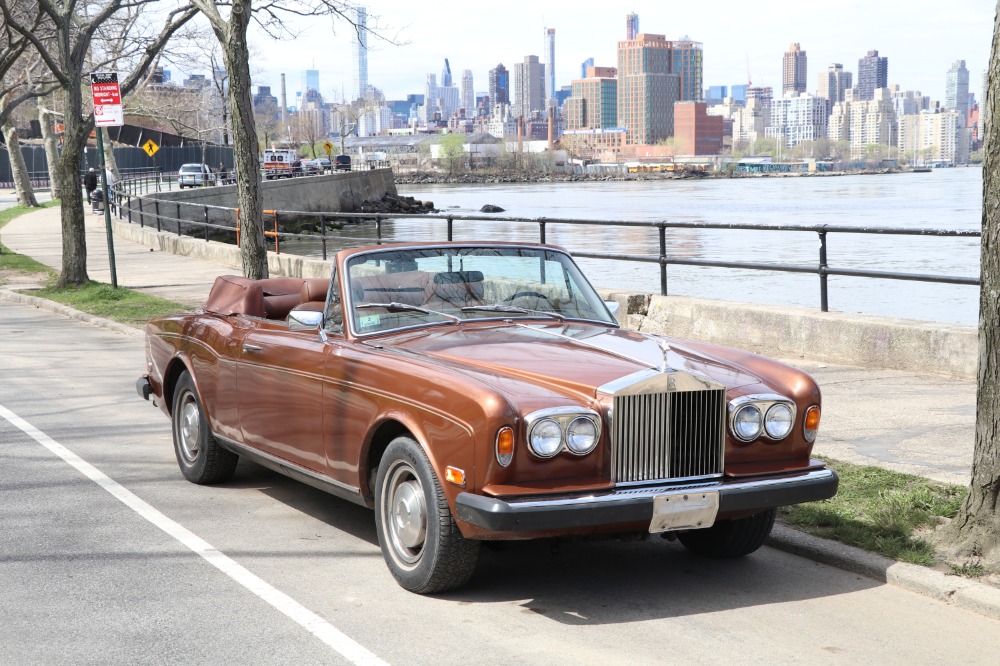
[677,508,776,558]
[171,372,238,484]
[374,436,479,593]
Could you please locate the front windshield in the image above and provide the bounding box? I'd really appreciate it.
[345,246,616,335]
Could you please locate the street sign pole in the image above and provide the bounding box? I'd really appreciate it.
[90,72,123,288]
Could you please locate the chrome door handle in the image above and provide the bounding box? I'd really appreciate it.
[242,343,263,352]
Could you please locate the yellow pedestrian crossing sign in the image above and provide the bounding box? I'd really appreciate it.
[323,141,333,155]
[142,139,159,157]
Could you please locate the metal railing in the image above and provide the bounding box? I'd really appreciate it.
[110,177,981,313]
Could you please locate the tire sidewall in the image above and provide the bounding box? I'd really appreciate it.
[374,437,444,591]
[171,373,209,482]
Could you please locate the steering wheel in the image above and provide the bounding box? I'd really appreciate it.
[505,291,551,303]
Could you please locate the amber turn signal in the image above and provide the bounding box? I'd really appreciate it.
[496,426,514,467]
[803,405,821,442]
[445,466,466,487]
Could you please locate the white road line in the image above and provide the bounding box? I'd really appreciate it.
[0,403,388,666]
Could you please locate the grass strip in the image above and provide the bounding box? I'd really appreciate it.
[780,458,965,566]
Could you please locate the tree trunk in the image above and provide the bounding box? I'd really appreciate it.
[40,106,61,199]
[2,124,38,208]
[223,0,267,279]
[101,128,119,179]
[55,84,90,287]
[948,0,1000,563]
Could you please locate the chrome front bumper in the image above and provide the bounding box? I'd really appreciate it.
[454,468,838,533]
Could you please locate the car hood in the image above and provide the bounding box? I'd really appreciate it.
[382,322,764,401]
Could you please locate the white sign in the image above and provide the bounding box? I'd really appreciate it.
[90,72,123,127]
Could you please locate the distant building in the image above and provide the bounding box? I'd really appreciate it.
[353,6,368,101]
[543,28,556,106]
[513,55,545,120]
[580,57,594,79]
[626,12,639,40]
[857,50,888,101]
[817,64,852,107]
[488,64,510,113]
[766,93,827,147]
[461,69,475,115]
[441,59,453,88]
[732,87,771,147]
[301,69,319,98]
[673,101,724,155]
[670,37,704,102]
[617,33,679,144]
[253,86,279,113]
[898,109,970,165]
[945,60,970,114]
[565,67,619,130]
[783,43,807,95]
[730,84,748,104]
[705,85,728,105]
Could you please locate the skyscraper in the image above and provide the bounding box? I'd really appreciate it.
[857,49,888,101]
[543,28,556,106]
[617,33,679,144]
[783,43,807,95]
[565,67,618,130]
[461,69,475,114]
[301,69,319,97]
[945,60,970,112]
[581,57,594,80]
[625,13,639,40]
[441,59,452,88]
[353,6,368,101]
[670,37,703,102]
[513,55,545,119]
[817,64,852,105]
[489,64,510,110]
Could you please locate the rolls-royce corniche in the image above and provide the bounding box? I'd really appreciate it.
[137,242,838,593]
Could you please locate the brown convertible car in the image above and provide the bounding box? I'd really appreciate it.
[137,242,837,593]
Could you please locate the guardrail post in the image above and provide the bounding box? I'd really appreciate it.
[138,197,144,228]
[321,219,328,260]
[539,220,547,244]
[447,215,453,241]
[154,200,161,233]
[659,223,668,296]
[204,206,209,241]
[273,211,280,253]
[818,228,829,312]
[127,196,132,224]
[376,214,382,245]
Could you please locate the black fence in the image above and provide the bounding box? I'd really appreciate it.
[110,175,982,313]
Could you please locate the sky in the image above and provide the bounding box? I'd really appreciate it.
[245,0,995,106]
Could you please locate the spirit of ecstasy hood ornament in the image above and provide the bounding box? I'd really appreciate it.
[658,338,672,372]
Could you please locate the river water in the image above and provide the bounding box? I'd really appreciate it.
[281,167,982,326]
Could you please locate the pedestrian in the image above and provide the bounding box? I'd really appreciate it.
[84,168,98,204]
[218,162,227,184]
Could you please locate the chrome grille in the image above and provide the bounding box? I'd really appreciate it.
[611,388,726,483]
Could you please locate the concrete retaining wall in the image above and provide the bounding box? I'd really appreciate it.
[122,169,397,227]
[111,217,979,379]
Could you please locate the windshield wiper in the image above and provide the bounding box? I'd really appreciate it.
[356,302,462,323]
[461,303,565,321]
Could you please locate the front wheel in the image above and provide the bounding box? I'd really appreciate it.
[171,372,238,484]
[374,436,480,593]
[677,508,776,558]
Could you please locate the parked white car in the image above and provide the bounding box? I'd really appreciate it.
[178,163,218,188]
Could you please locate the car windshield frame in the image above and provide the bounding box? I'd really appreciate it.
[343,244,617,338]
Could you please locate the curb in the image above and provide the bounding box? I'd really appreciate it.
[4,286,1000,621]
[0,288,143,339]
[768,524,1000,621]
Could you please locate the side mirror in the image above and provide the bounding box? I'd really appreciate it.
[604,300,621,316]
[288,310,323,331]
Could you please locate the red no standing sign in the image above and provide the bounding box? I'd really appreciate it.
[90,72,123,127]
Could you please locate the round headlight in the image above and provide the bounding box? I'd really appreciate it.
[566,417,598,455]
[732,404,763,442]
[765,403,794,439]
[529,418,562,458]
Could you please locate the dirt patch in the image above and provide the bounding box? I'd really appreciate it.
[0,268,47,290]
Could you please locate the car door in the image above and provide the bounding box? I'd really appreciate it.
[236,319,328,471]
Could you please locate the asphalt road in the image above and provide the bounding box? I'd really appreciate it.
[3,301,1000,665]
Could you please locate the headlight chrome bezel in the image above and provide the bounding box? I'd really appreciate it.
[728,394,798,443]
[525,407,602,459]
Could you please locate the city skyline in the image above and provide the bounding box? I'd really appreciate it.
[246,0,992,105]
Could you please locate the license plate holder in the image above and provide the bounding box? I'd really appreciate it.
[649,490,720,533]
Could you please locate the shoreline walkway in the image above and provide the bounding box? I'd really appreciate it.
[0,198,977,487]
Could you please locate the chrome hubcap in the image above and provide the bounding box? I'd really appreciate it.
[178,395,201,463]
[384,464,427,566]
